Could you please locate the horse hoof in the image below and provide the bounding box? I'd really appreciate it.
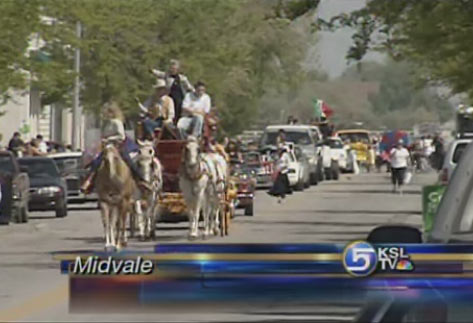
[213,228,221,236]
[139,235,146,242]
[188,233,199,241]
[105,245,116,253]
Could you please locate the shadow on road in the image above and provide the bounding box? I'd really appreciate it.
[295,230,374,236]
[64,237,104,244]
[320,189,421,195]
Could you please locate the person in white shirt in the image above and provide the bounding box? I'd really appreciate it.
[36,135,48,154]
[389,140,411,193]
[268,147,293,203]
[177,81,211,139]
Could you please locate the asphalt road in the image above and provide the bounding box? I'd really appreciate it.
[0,171,436,322]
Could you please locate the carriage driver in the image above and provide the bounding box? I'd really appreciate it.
[177,81,211,139]
[81,102,152,194]
[139,78,175,139]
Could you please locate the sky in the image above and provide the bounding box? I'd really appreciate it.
[305,0,384,79]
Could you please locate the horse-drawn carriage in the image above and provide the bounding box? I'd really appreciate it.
[137,114,234,237]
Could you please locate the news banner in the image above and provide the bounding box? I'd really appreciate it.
[54,242,473,312]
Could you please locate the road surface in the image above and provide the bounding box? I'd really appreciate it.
[0,172,435,322]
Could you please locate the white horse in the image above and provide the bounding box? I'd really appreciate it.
[180,136,229,239]
[134,139,163,240]
[179,136,212,240]
[202,152,228,236]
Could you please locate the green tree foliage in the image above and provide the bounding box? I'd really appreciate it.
[316,1,473,103]
[0,0,318,135]
[0,0,40,98]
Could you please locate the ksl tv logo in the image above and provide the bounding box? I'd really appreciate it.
[342,241,414,277]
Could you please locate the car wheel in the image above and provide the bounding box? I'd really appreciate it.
[244,203,254,216]
[295,176,305,191]
[304,178,310,188]
[56,201,68,218]
[324,168,332,180]
[310,173,318,185]
[21,206,29,223]
[12,205,24,223]
[332,161,340,180]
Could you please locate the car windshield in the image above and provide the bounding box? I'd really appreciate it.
[262,131,313,146]
[328,139,344,149]
[338,132,370,143]
[53,157,81,174]
[18,159,59,178]
[245,153,260,164]
[0,155,14,174]
[452,143,469,164]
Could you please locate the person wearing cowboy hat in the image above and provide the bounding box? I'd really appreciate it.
[139,78,175,139]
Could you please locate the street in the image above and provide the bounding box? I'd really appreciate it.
[0,172,435,322]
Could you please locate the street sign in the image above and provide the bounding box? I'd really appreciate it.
[422,185,447,233]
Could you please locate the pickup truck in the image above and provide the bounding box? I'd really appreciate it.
[0,151,30,224]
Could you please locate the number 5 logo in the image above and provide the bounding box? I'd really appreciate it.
[343,241,378,277]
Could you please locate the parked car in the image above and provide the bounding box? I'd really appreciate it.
[439,138,472,185]
[18,157,68,218]
[260,125,321,185]
[244,151,273,189]
[230,163,256,216]
[0,151,30,223]
[49,152,97,203]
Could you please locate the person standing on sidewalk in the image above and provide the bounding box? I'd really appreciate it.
[389,140,411,194]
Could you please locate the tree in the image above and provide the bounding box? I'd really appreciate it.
[0,0,320,135]
[316,1,473,103]
[0,0,40,99]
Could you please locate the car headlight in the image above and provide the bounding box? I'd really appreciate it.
[240,174,248,180]
[37,186,62,195]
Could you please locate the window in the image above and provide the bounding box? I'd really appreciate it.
[53,157,80,174]
[0,156,14,174]
[452,143,469,164]
[262,131,313,146]
[329,139,343,149]
[338,133,370,143]
[18,159,59,178]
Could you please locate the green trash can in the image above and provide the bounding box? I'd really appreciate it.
[422,185,447,234]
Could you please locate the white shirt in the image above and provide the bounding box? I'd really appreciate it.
[277,152,290,173]
[390,147,410,168]
[38,141,48,153]
[182,92,211,115]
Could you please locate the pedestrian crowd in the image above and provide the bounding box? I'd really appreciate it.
[5,132,74,158]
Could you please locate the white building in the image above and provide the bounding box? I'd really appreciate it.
[0,18,87,150]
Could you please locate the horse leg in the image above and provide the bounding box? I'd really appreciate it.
[136,199,146,241]
[109,206,118,249]
[121,200,130,247]
[117,200,128,250]
[202,194,212,239]
[188,202,198,240]
[101,202,112,249]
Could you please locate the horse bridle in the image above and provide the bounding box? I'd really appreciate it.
[182,144,205,181]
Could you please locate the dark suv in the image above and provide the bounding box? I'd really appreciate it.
[0,151,30,223]
[18,157,68,218]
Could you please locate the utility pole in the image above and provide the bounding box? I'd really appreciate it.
[72,21,81,151]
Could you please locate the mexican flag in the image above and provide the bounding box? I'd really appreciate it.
[312,98,334,119]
